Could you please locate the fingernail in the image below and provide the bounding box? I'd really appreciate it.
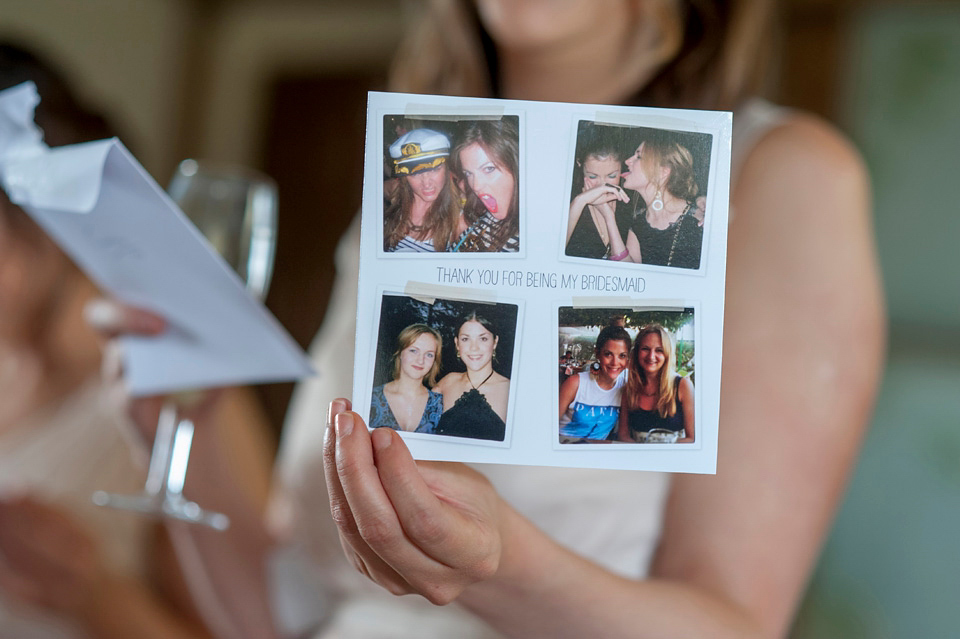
[372,427,392,451]
[327,399,346,428]
[83,298,122,330]
[137,311,167,334]
[335,412,354,438]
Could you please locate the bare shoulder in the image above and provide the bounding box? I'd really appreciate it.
[735,112,869,227]
[434,373,455,393]
[560,372,580,393]
[652,111,885,636]
[491,372,511,387]
[677,374,693,396]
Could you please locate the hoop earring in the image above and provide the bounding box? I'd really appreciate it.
[652,188,664,211]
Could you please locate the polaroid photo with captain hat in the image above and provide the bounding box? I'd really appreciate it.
[357,91,732,474]
[380,113,522,256]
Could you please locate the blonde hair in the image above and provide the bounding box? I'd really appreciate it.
[392,323,443,386]
[639,137,698,201]
[388,0,775,110]
[626,324,679,417]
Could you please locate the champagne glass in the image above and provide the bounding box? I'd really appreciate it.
[94,160,278,530]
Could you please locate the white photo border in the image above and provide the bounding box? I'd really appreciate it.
[557,111,724,278]
[551,299,703,452]
[361,285,526,449]
[375,108,527,259]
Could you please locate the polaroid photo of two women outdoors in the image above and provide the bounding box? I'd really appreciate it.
[353,92,731,474]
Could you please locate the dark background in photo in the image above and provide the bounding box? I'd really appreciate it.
[570,121,713,202]
[374,294,519,388]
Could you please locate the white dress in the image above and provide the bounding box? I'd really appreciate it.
[0,381,150,638]
[272,99,792,639]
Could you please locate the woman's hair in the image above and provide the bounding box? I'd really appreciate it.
[0,42,115,348]
[637,135,698,202]
[457,310,499,340]
[594,325,632,356]
[387,1,775,111]
[392,323,443,386]
[625,324,679,417]
[572,124,624,198]
[1,42,117,146]
[576,124,623,166]
[383,166,462,250]
[452,118,519,251]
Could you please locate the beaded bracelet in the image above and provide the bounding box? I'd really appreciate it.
[609,248,629,261]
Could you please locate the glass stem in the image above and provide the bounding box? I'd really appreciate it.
[145,401,179,497]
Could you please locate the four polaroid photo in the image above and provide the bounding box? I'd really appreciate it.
[356,91,731,473]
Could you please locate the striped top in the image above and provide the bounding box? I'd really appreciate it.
[451,212,519,253]
[389,235,435,253]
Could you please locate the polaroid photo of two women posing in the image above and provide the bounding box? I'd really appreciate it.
[354,92,731,474]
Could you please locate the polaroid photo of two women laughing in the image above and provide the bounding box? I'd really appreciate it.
[353,91,731,474]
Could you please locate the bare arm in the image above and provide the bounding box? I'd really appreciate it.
[558,372,580,418]
[625,228,641,263]
[649,114,885,635]
[677,375,695,443]
[565,194,589,245]
[158,386,279,639]
[566,186,629,247]
[617,389,631,442]
[86,304,280,639]
[0,497,212,639]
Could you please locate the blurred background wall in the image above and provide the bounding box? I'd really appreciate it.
[1,0,957,636]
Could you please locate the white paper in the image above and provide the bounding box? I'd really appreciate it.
[354,92,731,474]
[0,82,313,395]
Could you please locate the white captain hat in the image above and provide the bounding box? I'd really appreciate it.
[389,128,450,176]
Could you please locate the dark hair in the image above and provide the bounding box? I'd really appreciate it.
[0,42,116,348]
[452,118,519,252]
[576,123,623,165]
[595,325,632,355]
[0,41,117,146]
[457,310,498,339]
[1,41,118,257]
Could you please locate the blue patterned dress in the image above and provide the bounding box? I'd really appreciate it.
[369,385,443,433]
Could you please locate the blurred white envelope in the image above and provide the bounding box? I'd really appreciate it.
[0,82,313,395]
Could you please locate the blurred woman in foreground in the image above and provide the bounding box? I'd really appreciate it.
[300,1,885,637]
[93,0,885,637]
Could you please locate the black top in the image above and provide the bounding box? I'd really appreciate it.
[630,205,703,269]
[435,389,506,442]
[566,205,632,260]
[626,376,686,435]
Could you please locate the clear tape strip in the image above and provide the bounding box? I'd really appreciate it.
[402,281,500,305]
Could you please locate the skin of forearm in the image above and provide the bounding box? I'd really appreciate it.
[459,504,764,639]
[601,209,628,258]
[81,573,211,639]
[165,400,279,639]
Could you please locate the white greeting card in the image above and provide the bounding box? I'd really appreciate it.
[354,91,731,473]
